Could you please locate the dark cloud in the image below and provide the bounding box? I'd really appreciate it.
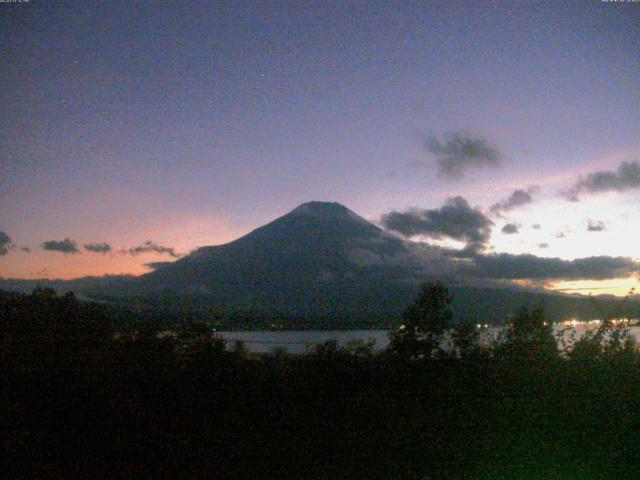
[555,232,567,239]
[587,220,606,232]
[563,160,640,201]
[128,241,180,258]
[426,132,502,179]
[348,240,461,279]
[0,231,11,256]
[490,186,538,215]
[501,223,519,235]
[20,246,31,253]
[532,224,541,230]
[84,242,112,253]
[42,238,79,254]
[461,253,638,281]
[367,239,637,282]
[381,196,493,249]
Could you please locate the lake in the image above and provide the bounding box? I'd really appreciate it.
[218,323,640,354]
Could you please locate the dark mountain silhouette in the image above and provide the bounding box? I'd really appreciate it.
[128,201,418,322]
[1,202,638,326]
[143,202,405,286]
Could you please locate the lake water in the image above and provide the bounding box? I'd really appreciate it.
[218,324,640,354]
[218,330,391,354]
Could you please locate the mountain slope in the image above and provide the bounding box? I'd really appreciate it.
[130,202,417,321]
[144,202,403,282]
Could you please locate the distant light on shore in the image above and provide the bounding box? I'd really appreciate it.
[559,318,637,327]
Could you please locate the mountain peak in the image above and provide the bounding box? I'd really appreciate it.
[290,201,350,216]
[286,201,376,231]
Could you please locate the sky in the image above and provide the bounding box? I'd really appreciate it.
[1,1,639,294]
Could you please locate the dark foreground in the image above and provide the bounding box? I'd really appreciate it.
[3,288,640,479]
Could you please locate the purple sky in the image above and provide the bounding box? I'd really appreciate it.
[1,1,639,293]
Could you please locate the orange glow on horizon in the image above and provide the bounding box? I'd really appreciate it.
[0,214,245,280]
[546,277,639,298]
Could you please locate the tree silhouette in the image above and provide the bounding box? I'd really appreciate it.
[501,306,557,362]
[451,321,481,358]
[390,281,453,358]
[569,288,637,362]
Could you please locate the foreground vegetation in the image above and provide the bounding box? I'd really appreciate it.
[3,285,640,479]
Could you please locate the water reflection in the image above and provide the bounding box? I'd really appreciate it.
[218,319,640,355]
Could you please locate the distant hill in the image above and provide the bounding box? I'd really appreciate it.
[2,202,639,327]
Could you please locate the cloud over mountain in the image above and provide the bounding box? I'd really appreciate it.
[389,240,635,282]
[381,196,493,250]
[461,253,638,281]
[563,160,640,201]
[84,242,112,253]
[42,238,79,254]
[0,231,11,256]
[426,132,503,179]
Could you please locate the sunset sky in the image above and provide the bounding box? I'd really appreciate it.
[1,1,639,295]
